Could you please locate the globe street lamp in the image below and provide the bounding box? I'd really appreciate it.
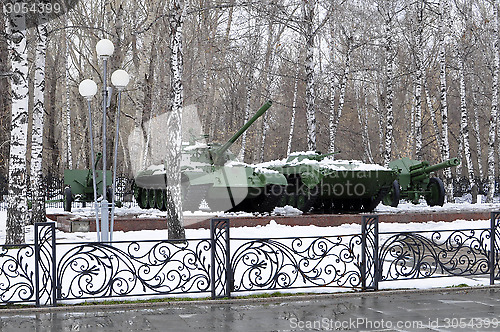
[79,39,129,242]
[109,69,130,241]
[78,79,101,241]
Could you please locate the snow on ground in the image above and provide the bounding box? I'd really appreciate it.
[1,201,500,301]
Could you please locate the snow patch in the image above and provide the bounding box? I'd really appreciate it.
[272,205,303,216]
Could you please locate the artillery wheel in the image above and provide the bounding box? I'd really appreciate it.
[154,189,166,211]
[382,180,401,208]
[425,177,445,206]
[64,187,72,212]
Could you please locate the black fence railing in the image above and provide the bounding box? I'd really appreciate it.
[2,214,500,307]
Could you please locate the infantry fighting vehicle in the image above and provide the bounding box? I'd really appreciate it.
[383,157,460,207]
[63,152,112,212]
[133,101,287,213]
[261,152,399,213]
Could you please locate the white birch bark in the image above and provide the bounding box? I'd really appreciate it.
[6,12,28,244]
[330,43,351,154]
[237,84,251,162]
[376,90,385,159]
[357,82,374,163]
[458,56,476,199]
[383,17,394,167]
[30,12,48,225]
[414,0,424,159]
[287,60,300,156]
[487,0,499,202]
[472,89,484,179]
[303,0,316,151]
[64,21,73,169]
[166,0,186,239]
[439,0,453,201]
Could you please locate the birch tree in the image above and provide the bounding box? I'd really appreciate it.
[378,2,396,167]
[5,10,28,244]
[329,32,353,154]
[166,0,186,239]
[487,0,499,202]
[438,0,453,200]
[413,0,425,159]
[303,0,316,151]
[31,8,49,225]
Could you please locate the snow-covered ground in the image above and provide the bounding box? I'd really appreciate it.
[1,201,499,302]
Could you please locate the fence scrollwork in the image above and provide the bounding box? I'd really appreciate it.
[231,235,363,292]
[379,229,491,281]
[56,239,212,300]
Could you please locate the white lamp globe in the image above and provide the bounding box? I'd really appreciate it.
[96,39,114,57]
[111,70,130,90]
[79,79,98,98]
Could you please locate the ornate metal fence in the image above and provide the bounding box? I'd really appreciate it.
[1,214,500,307]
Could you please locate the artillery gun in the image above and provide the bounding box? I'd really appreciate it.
[383,157,460,207]
[133,101,288,213]
[63,153,112,212]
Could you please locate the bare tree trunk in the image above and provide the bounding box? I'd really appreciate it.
[439,0,453,201]
[414,0,424,159]
[330,43,351,154]
[166,0,186,239]
[383,17,394,167]
[458,56,476,202]
[31,12,48,225]
[237,83,251,162]
[6,12,28,244]
[303,0,316,151]
[287,60,300,156]
[425,83,443,156]
[64,19,73,169]
[472,89,484,179]
[487,0,499,202]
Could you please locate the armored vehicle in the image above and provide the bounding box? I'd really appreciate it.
[383,157,460,207]
[261,152,399,213]
[63,152,112,212]
[133,101,287,213]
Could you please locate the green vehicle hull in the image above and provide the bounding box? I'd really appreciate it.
[264,154,398,213]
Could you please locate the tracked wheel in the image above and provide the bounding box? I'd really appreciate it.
[154,189,166,210]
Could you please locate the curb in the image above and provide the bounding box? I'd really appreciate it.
[1,284,500,314]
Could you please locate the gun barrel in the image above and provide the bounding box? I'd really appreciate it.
[215,100,272,164]
[410,158,460,179]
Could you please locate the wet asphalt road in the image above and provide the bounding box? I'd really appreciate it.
[1,287,500,331]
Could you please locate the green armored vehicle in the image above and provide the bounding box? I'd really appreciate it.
[133,101,287,213]
[260,152,399,213]
[383,157,460,207]
[63,152,112,212]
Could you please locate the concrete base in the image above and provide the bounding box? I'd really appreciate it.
[48,210,494,233]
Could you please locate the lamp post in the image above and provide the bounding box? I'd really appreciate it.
[109,69,130,241]
[78,79,100,241]
[79,39,129,242]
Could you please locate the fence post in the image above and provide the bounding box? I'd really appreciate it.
[491,212,500,285]
[210,218,230,299]
[34,222,57,307]
[361,215,379,291]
